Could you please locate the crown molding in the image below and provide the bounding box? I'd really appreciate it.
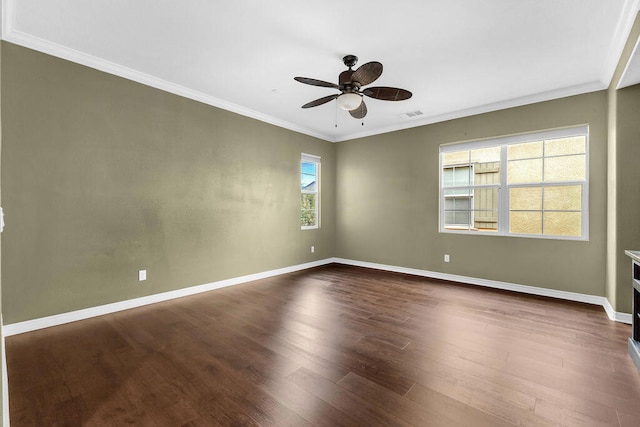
[1,25,335,143]
[606,0,640,87]
[0,0,633,144]
[334,80,606,142]
[617,35,640,89]
[1,27,609,145]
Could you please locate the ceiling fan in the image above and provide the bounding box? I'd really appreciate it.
[294,55,412,119]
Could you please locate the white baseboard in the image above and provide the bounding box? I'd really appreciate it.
[332,258,632,324]
[3,258,335,337]
[0,256,632,427]
[2,316,9,427]
[3,256,631,338]
[602,297,633,324]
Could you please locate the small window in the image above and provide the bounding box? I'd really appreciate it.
[440,126,588,240]
[301,154,320,229]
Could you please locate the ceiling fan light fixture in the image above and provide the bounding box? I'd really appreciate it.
[295,55,411,120]
[337,92,362,111]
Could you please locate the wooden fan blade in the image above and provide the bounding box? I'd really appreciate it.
[363,86,412,101]
[351,62,383,86]
[349,100,367,119]
[294,77,339,89]
[302,94,339,109]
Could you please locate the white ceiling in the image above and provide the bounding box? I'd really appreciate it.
[2,0,640,142]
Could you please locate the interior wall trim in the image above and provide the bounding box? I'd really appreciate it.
[3,257,631,337]
[2,316,9,427]
[602,297,634,324]
[2,258,336,337]
[0,29,331,143]
[332,258,632,325]
[2,0,629,144]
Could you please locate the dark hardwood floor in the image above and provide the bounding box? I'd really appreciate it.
[6,264,640,426]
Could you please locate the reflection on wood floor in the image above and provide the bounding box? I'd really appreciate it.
[7,264,640,426]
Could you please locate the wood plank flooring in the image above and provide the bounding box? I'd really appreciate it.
[6,264,640,426]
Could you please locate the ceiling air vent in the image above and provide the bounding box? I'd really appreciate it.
[398,110,423,119]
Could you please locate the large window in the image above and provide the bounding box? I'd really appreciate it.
[301,153,320,229]
[440,126,588,240]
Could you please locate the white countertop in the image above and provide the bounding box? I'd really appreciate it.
[625,250,640,263]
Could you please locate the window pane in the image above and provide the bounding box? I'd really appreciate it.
[508,141,543,160]
[510,187,542,210]
[301,177,316,191]
[444,199,453,210]
[543,212,581,236]
[453,198,470,210]
[474,186,498,231]
[301,162,316,175]
[544,155,585,182]
[302,193,316,208]
[544,136,586,156]
[301,194,317,227]
[444,188,472,196]
[508,158,543,183]
[453,167,472,186]
[445,197,471,210]
[544,185,581,211]
[301,162,317,190]
[455,211,470,225]
[443,168,453,186]
[510,211,542,234]
[301,210,316,227]
[470,146,500,163]
[444,211,470,227]
[474,210,498,231]
[474,162,500,180]
[443,166,472,187]
[474,187,498,214]
[442,151,469,167]
[301,157,320,229]
[444,211,455,224]
[442,166,472,187]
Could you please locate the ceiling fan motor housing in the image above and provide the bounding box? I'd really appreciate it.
[343,55,358,69]
[339,70,359,92]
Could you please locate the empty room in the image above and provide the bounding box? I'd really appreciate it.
[1,0,640,425]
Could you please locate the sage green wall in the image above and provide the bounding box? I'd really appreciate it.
[336,92,607,296]
[1,43,335,324]
[615,84,640,314]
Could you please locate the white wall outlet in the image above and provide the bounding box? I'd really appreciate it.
[311,245,315,253]
[444,254,450,263]
[138,270,147,281]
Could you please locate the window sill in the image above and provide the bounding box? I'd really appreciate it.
[440,228,587,241]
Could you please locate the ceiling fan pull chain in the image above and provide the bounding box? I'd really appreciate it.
[335,99,338,128]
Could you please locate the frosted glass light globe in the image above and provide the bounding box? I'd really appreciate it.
[337,93,362,111]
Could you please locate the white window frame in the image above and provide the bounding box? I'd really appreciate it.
[301,153,320,230]
[439,125,589,240]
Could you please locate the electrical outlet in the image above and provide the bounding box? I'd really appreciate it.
[444,254,450,263]
[139,270,147,281]
[311,246,315,253]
